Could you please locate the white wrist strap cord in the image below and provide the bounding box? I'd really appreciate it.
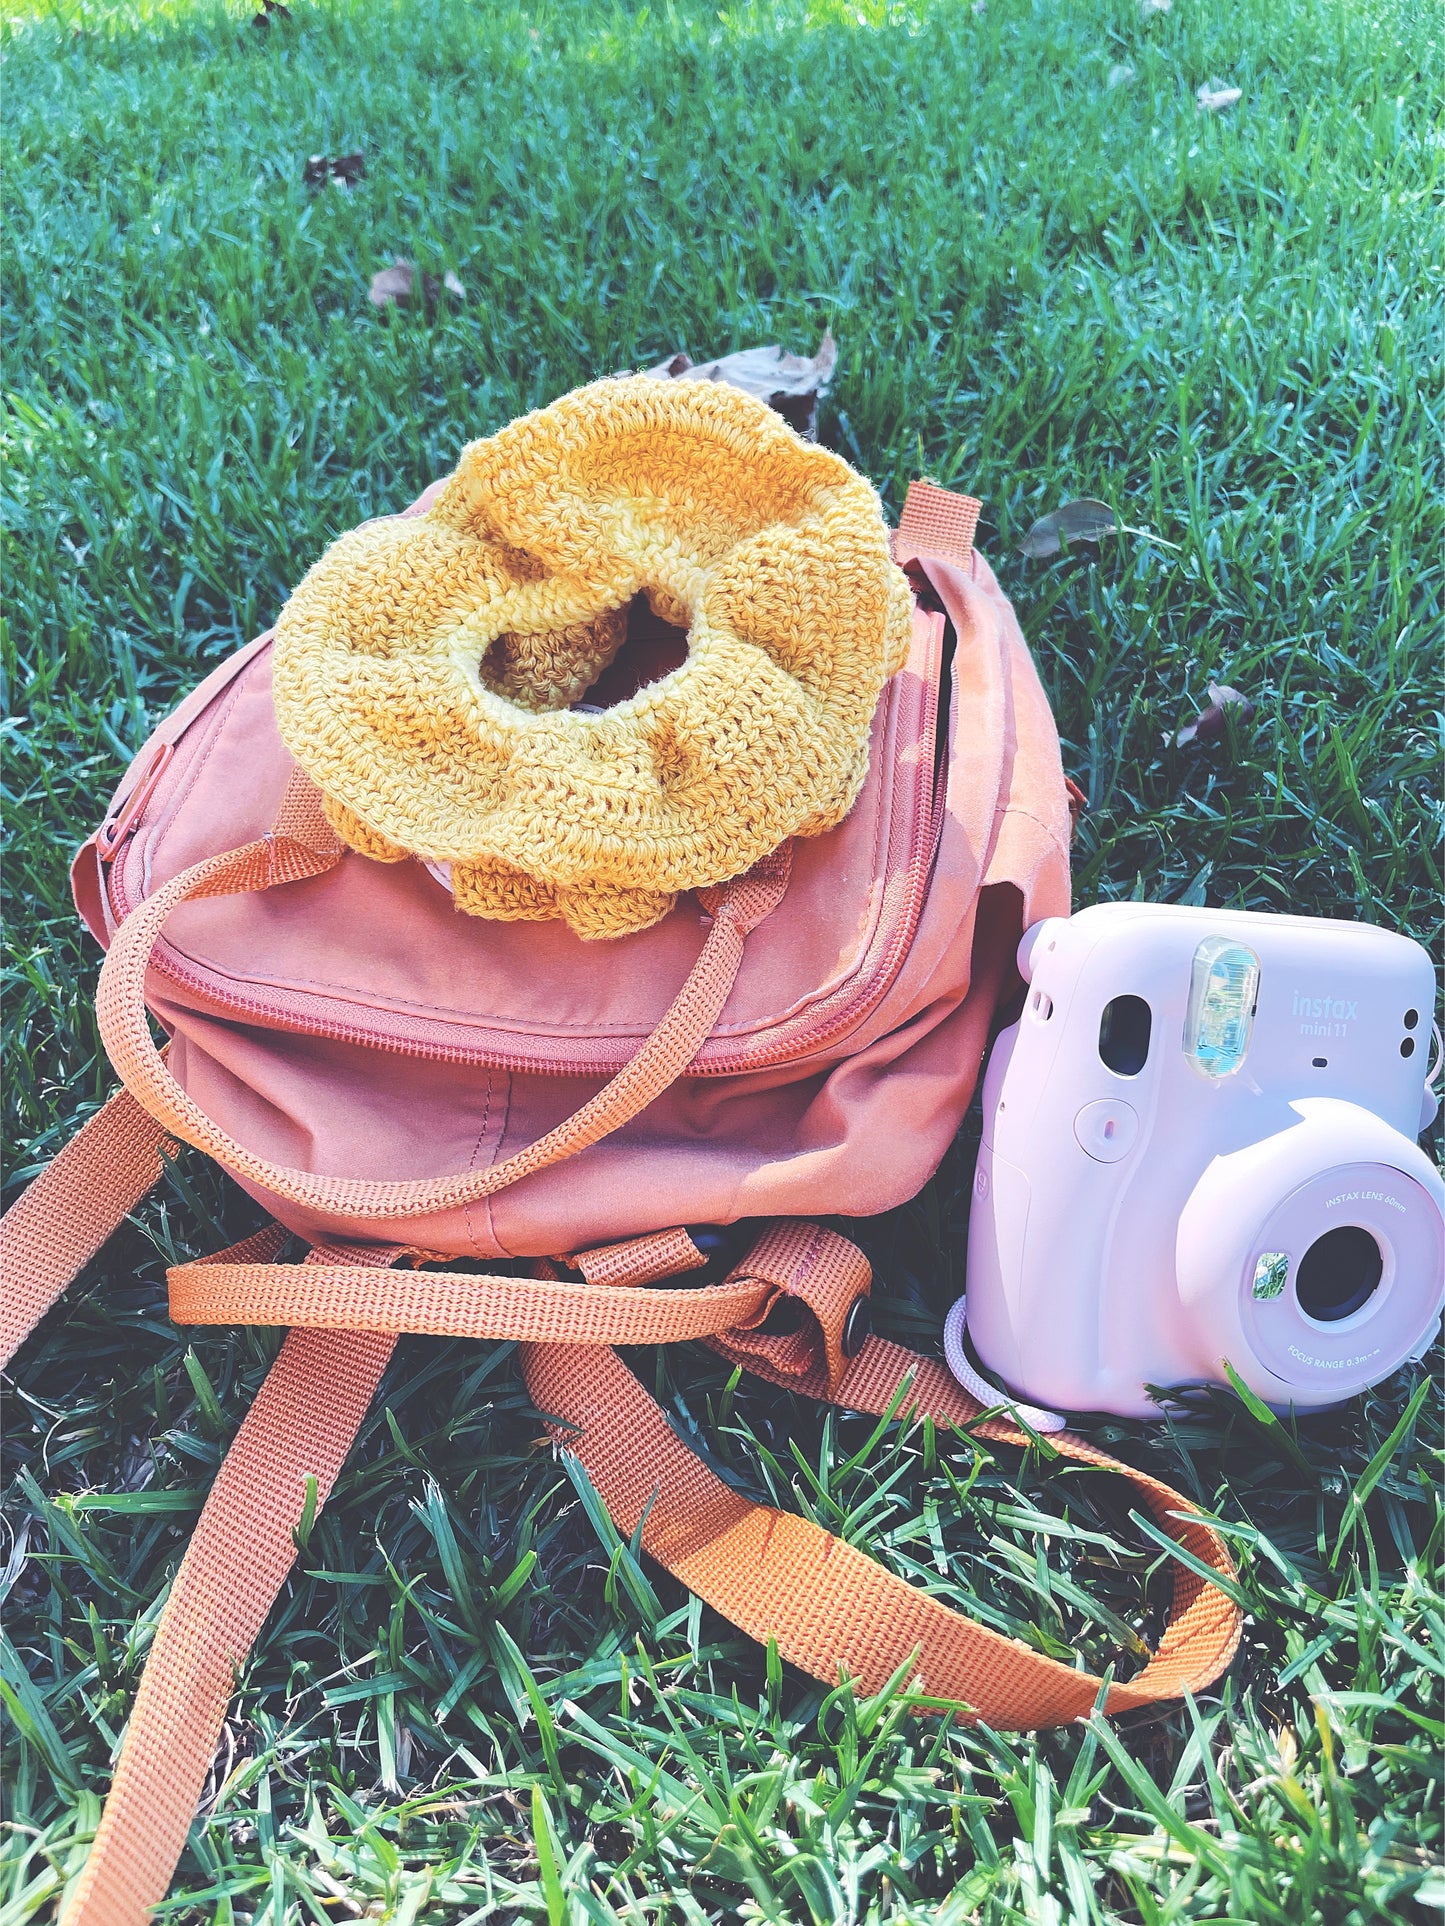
[942,1296,1067,1435]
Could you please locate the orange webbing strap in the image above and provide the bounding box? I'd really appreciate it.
[94,773,791,1223]
[699,1226,1240,1710]
[813,1336,1239,1707]
[0,1088,174,1367]
[167,1224,1239,1730]
[513,1222,1241,1726]
[572,1226,706,1288]
[57,1231,767,1926]
[522,1334,1241,1727]
[167,1242,774,1346]
[49,1221,1238,1924]
[893,479,982,572]
[60,1319,396,1926]
[701,1217,867,1399]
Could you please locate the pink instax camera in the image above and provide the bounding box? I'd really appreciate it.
[961,905,1444,1418]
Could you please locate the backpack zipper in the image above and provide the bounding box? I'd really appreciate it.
[106,625,945,1078]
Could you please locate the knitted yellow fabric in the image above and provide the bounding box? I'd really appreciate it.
[272,376,914,938]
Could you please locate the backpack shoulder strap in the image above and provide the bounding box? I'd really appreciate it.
[58,1317,394,1926]
[21,1210,1239,1923]
[0,1087,173,1365]
[521,1331,1242,1729]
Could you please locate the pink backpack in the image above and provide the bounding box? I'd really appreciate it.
[3,479,1240,1926]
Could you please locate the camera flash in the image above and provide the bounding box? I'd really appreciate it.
[1184,937,1259,1079]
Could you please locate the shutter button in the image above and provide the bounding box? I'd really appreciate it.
[841,1295,872,1358]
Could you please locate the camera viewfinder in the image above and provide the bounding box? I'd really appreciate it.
[1099,995,1152,1075]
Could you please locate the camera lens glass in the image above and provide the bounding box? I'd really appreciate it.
[1295,1226,1384,1323]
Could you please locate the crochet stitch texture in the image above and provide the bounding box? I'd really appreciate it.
[272,376,914,937]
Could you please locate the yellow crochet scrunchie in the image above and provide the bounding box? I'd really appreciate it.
[272,375,914,938]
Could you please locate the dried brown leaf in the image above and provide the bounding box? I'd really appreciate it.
[1020,498,1118,559]
[368,257,463,311]
[118,1433,158,1493]
[1196,81,1243,113]
[369,259,416,307]
[645,330,837,437]
[1173,681,1256,748]
[305,150,365,188]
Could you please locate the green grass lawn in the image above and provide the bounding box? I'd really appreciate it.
[3,0,1442,1918]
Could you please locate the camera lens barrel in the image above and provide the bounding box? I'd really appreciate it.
[1177,1103,1445,1408]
